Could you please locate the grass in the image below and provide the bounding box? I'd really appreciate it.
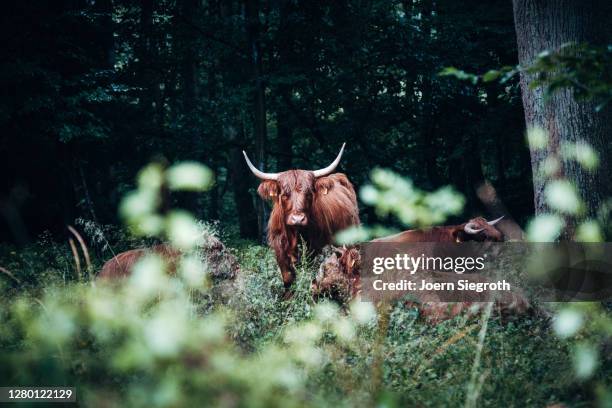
[0,228,603,407]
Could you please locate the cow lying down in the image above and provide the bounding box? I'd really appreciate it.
[312,217,533,323]
[98,234,240,283]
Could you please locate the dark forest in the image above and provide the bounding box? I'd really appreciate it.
[2,0,541,244]
[0,1,611,406]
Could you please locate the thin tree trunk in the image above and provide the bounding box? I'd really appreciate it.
[180,0,199,113]
[245,0,269,242]
[276,0,294,170]
[277,110,293,170]
[209,173,220,221]
[138,0,161,124]
[512,0,611,222]
[465,132,486,213]
[94,0,114,68]
[227,119,259,240]
[419,0,441,189]
[78,160,100,225]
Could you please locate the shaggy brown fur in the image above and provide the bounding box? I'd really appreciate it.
[99,244,181,279]
[258,171,359,289]
[98,236,240,281]
[315,246,531,322]
[312,246,361,302]
[373,217,504,243]
[313,217,532,322]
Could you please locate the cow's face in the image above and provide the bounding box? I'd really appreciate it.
[456,217,504,242]
[244,144,347,228]
[257,170,316,227]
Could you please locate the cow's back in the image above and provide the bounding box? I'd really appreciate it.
[373,226,456,243]
[98,244,182,279]
[311,173,360,243]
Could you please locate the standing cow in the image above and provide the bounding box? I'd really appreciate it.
[243,143,360,289]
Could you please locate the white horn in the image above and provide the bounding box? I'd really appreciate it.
[464,222,484,234]
[312,143,346,178]
[243,151,279,180]
[487,216,505,226]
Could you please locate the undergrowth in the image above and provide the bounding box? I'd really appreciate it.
[0,228,596,407]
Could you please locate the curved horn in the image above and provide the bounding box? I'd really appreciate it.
[313,143,346,178]
[464,222,484,235]
[242,151,279,180]
[487,215,505,226]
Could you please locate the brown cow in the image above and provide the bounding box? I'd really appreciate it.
[98,235,240,281]
[373,216,505,243]
[312,216,508,303]
[313,244,532,323]
[312,246,361,302]
[244,143,360,289]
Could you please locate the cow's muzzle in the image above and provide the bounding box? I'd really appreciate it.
[287,213,308,226]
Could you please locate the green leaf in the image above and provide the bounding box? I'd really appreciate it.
[137,163,165,191]
[166,162,214,192]
[166,211,204,250]
[575,220,604,242]
[438,67,478,84]
[526,127,548,150]
[553,309,583,338]
[573,344,598,380]
[335,225,371,245]
[573,142,599,171]
[120,189,159,221]
[541,157,560,177]
[544,180,582,215]
[179,254,208,288]
[482,70,501,82]
[526,214,564,242]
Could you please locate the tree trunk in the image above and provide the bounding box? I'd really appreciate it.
[227,119,259,240]
[245,0,269,242]
[138,0,156,121]
[276,1,294,170]
[464,132,487,214]
[512,0,611,221]
[419,0,441,190]
[209,174,220,221]
[93,0,114,68]
[277,107,293,170]
[180,0,199,113]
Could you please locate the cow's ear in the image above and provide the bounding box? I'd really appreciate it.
[315,177,335,195]
[347,249,361,270]
[257,181,279,200]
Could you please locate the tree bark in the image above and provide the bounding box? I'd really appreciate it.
[276,107,293,170]
[245,0,269,242]
[138,0,157,122]
[180,0,199,113]
[227,119,259,240]
[512,0,611,221]
[418,0,441,190]
[276,0,295,170]
[93,0,114,68]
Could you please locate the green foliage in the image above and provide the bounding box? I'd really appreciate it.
[524,133,612,406]
[1,0,534,244]
[528,43,612,111]
[337,168,464,243]
[442,43,612,111]
[1,161,603,407]
[1,1,609,406]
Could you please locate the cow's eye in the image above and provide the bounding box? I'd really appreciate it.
[281,193,289,200]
